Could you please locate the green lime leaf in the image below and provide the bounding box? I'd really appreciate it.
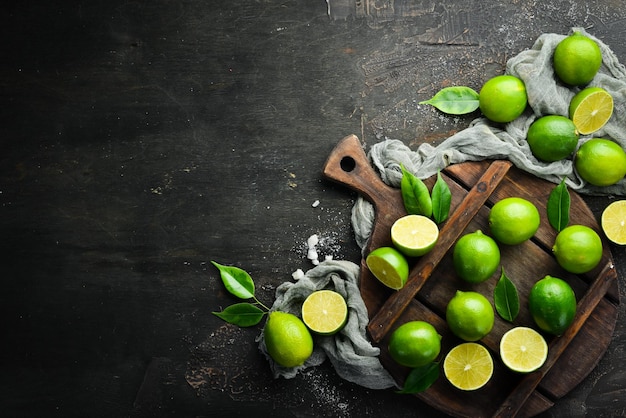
[212,261,255,299]
[494,269,520,322]
[419,86,480,115]
[397,362,440,394]
[547,178,570,232]
[213,303,265,327]
[431,171,451,224]
[400,165,433,217]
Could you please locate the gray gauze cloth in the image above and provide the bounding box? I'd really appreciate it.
[256,259,397,389]
[352,27,626,250]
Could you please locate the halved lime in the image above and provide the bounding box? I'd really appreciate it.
[601,200,626,245]
[569,87,613,135]
[391,214,439,257]
[365,246,409,290]
[443,342,494,391]
[301,290,348,335]
[500,327,548,373]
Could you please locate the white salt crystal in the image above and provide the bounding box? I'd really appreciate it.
[292,269,305,280]
[307,247,318,261]
[307,234,319,247]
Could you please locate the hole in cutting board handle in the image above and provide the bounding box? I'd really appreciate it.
[340,156,356,172]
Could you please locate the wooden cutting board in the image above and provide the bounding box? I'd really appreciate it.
[322,135,619,418]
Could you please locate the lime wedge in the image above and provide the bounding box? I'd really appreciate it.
[365,246,409,290]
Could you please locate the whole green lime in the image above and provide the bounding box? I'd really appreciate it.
[552,225,603,274]
[453,230,500,283]
[264,311,313,368]
[528,276,577,336]
[575,139,626,187]
[489,197,540,245]
[553,32,602,86]
[446,290,494,342]
[388,321,441,368]
[479,75,527,123]
[527,115,579,162]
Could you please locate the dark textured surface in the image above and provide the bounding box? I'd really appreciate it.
[1,1,624,417]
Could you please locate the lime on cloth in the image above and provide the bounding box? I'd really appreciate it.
[257,259,396,390]
[352,27,626,251]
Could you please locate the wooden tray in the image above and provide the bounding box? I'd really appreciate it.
[322,135,619,418]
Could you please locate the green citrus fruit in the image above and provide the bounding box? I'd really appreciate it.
[601,200,626,245]
[553,32,602,86]
[446,290,494,342]
[526,115,579,162]
[569,87,614,135]
[528,276,577,336]
[499,327,548,373]
[388,321,442,368]
[488,197,540,245]
[575,138,626,187]
[301,290,348,335]
[552,224,603,274]
[264,311,314,368]
[453,230,500,283]
[366,246,409,290]
[443,343,493,391]
[391,214,439,257]
[479,75,528,123]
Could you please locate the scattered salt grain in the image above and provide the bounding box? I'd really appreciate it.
[307,234,319,247]
[312,199,320,208]
[292,269,305,280]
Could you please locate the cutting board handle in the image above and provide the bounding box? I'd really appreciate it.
[322,135,400,210]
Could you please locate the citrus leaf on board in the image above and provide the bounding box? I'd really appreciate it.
[494,269,520,322]
[431,171,452,224]
[397,362,440,394]
[547,178,570,232]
